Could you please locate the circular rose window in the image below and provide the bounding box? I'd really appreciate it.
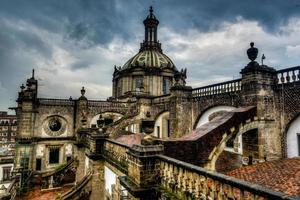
[49,119,62,132]
[43,116,66,136]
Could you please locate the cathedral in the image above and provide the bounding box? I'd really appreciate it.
[10,6,300,200]
[14,6,187,174]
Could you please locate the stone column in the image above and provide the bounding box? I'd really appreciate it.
[169,85,193,138]
[89,159,105,200]
[240,42,281,160]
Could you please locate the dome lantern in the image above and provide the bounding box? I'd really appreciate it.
[140,6,162,52]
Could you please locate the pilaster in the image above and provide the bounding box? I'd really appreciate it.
[169,85,193,138]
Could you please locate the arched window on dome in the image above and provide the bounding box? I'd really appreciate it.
[117,79,122,96]
[135,76,144,91]
[163,77,170,95]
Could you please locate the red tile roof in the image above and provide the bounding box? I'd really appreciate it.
[227,157,300,197]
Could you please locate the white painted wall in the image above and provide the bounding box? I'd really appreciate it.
[153,112,169,138]
[105,166,116,194]
[286,116,300,158]
[84,155,89,176]
[196,106,235,128]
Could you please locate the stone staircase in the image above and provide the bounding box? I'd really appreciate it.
[156,106,257,168]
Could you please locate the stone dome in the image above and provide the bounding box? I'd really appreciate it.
[122,50,176,69]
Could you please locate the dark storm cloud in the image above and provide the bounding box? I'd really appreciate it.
[157,0,300,33]
[0,0,300,111]
[1,0,299,45]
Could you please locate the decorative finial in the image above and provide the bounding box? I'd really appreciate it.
[150,6,153,14]
[261,54,266,65]
[32,69,35,78]
[81,87,85,96]
[20,84,25,91]
[247,42,258,62]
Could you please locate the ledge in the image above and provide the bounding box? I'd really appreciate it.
[119,176,156,197]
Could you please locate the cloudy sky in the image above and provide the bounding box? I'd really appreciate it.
[1,0,300,111]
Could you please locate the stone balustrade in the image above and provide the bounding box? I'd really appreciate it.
[276,66,300,84]
[151,94,171,104]
[0,177,19,200]
[158,155,296,200]
[60,170,93,200]
[38,98,75,106]
[103,139,130,174]
[87,100,130,108]
[192,79,241,98]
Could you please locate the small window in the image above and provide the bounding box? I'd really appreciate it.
[49,147,60,164]
[163,77,170,95]
[2,167,11,181]
[36,158,42,171]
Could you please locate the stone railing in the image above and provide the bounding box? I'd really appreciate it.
[158,155,295,200]
[151,94,171,104]
[60,170,92,200]
[88,100,129,108]
[0,177,19,200]
[41,159,76,189]
[192,79,241,98]
[38,98,75,106]
[41,158,75,178]
[103,139,130,174]
[276,66,300,84]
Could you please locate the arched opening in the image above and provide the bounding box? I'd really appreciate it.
[214,128,259,172]
[286,115,300,158]
[90,112,123,128]
[241,129,259,165]
[196,106,235,128]
[125,123,140,134]
[153,112,170,138]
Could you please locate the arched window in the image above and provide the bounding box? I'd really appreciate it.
[135,76,144,90]
[163,77,170,95]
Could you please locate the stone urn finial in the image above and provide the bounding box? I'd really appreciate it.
[20,84,25,91]
[81,86,85,96]
[247,42,258,62]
